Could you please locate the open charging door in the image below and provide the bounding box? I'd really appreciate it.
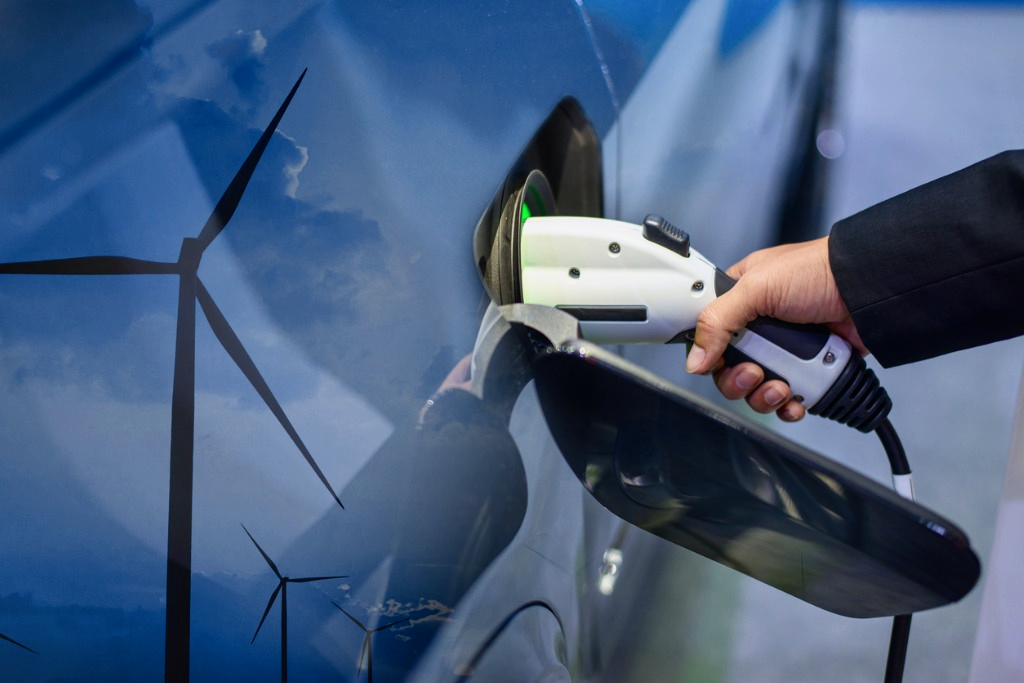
[527,334,979,618]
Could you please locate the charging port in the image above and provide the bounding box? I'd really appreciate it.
[474,99,602,307]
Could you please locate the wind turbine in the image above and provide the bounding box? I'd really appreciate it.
[0,633,37,655]
[0,69,344,681]
[243,524,346,683]
[332,602,409,683]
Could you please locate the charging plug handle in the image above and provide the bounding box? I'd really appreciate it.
[809,355,892,433]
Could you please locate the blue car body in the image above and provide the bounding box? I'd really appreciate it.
[0,1,836,679]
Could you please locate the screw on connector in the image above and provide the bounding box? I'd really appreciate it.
[692,280,704,292]
[569,267,580,279]
[824,351,836,365]
[609,242,621,254]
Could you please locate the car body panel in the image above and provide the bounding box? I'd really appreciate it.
[0,0,841,680]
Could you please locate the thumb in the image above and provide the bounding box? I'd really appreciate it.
[685,282,760,374]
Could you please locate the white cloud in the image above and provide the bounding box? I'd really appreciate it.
[279,132,309,198]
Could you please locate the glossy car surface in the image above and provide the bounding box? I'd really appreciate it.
[0,1,837,680]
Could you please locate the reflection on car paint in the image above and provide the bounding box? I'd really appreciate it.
[453,600,567,681]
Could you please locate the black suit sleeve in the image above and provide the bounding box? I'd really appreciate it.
[828,150,1024,368]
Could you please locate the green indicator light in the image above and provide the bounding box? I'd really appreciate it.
[520,201,533,224]
[520,183,549,227]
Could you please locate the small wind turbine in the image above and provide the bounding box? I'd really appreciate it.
[332,602,409,683]
[243,524,346,683]
[0,632,37,655]
[0,69,343,682]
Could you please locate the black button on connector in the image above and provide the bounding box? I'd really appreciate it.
[642,215,690,257]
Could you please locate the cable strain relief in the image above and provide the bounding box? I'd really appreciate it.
[808,354,892,433]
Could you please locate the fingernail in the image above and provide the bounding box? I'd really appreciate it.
[780,404,803,422]
[686,345,706,373]
[735,368,760,390]
[764,387,787,407]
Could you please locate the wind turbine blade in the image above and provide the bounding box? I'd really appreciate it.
[331,602,366,631]
[195,69,306,250]
[0,633,38,654]
[292,573,348,585]
[290,573,350,585]
[0,255,178,275]
[241,524,283,579]
[252,582,283,644]
[374,617,411,633]
[198,279,344,509]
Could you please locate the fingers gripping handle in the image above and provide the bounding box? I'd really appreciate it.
[720,319,891,432]
[715,271,892,431]
[724,325,846,402]
[713,268,842,404]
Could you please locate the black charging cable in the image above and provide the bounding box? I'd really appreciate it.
[809,354,914,683]
[875,418,913,683]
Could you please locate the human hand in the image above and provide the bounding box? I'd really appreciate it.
[417,354,474,426]
[684,236,868,421]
